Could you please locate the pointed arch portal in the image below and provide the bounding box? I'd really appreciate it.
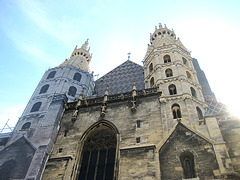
[77,123,117,180]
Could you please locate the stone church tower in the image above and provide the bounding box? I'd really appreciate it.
[0,25,240,180]
[143,23,207,132]
[0,40,94,179]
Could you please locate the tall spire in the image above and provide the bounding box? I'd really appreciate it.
[59,39,92,72]
[81,39,89,50]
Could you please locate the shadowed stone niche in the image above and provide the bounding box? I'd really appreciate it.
[77,124,117,180]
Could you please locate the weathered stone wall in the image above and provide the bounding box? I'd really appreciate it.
[42,90,226,179]
[218,116,240,174]
[159,124,219,180]
[43,92,163,179]
[0,137,35,179]
[119,146,156,179]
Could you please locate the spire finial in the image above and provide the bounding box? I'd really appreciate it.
[103,86,109,103]
[104,86,109,96]
[159,23,162,29]
[127,52,131,60]
[133,81,136,91]
[81,39,89,50]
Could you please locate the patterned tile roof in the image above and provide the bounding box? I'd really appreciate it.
[205,99,229,116]
[95,60,145,97]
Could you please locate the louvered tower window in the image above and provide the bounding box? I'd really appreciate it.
[47,71,56,79]
[73,73,82,82]
[68,86,77,97]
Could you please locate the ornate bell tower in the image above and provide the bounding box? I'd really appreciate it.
[143,24,207,130]
[59,39,92,72]
[0,40,95,179]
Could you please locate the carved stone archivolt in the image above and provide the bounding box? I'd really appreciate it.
[82,125,117,151]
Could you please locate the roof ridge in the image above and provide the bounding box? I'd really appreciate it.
[95,60,143,81]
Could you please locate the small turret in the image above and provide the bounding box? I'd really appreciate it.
[59,39,92,72]
[150,23,176,44]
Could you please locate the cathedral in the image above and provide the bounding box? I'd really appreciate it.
[0,24,240,180]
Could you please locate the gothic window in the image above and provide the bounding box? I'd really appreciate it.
[136,137,140,143]
[149,63,153,73]
[186,71,192,79]
[64,130,68,137]
[150,77,155,87]
[47,71,56,79]
[190,87,197,98]
[68,86,77,97]
[137,120,141,128]
[73,73,82,82]
[172,104,181,119]
[77,125,117,180]
[0,160,16,180]
[196,107,203,119]
[39,84,49,94]
[180,151,196,179]
[30,102,42,112]
[21,122,31,130]
[164,55,171,63]
[182,57,188,65]
[165,68,173,77]
[169,84,177,95]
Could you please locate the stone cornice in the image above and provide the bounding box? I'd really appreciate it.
[159,93,208,108]
[66,87,161,111]
[145,74,202,90]
[144,45,191,65]
[120,144,156,150]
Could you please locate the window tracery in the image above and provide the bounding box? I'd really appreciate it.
[78,125,117,180]
[172,104,181,119]
[47,71,56,79]
[68,86,77,97]
[169,84,177,95]
[30,102,42,112]
[164,55,171,63]
[180,151,196,179]
[165,68,173,77]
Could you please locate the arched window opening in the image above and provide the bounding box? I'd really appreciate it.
[165,68,173,77]
[149,63,153,73]
[39,84,49,94]
[190,87,197,98]
[182,57,188,65]
[150,77,155,87]
[186,71,192,79]
[21,122,31,130]
[68,86,77,97]
[0,160,16,180]
[196,107,203,119]
[172,104,181,119]
[73,73,82,82]
[164,55,171,63]
[30,102,42,112]
[169,84,177,95]
[77,124,117,180]
[180,151,196,179]
[47,71,56,79]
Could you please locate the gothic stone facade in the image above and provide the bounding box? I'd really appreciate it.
[1,25,240,180]
[41,84,240,180]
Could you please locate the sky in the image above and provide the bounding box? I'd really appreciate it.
[0,0,240,130]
